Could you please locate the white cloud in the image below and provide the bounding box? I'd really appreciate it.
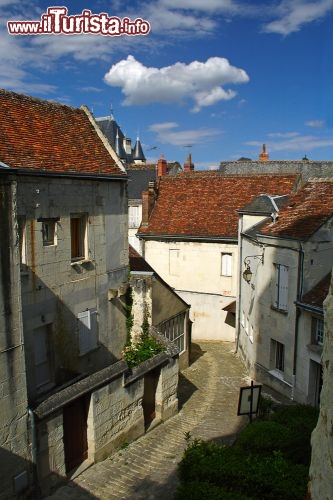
[305,120,325,128]
[268,132,300,138]
[263,0,333,35]
[104,55,249,111]
[159,0,239,14]
[246,134,333,153]
[149,121,221,146]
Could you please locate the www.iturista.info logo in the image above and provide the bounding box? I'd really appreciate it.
[7,7,151,36]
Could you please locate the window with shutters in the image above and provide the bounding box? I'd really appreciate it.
[33,324,53,388]
[77,309,98,355]
[129,206,141,228]
[70,214,87,262]
[273,264,289,311]
[221,253,232,276]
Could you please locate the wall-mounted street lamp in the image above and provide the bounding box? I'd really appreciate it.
[242,254,264,283]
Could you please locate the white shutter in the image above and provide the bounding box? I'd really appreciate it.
[222,253,232,276]
[78,309,98,355]
[278,265,288,311]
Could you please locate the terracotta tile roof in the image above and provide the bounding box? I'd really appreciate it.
[301,273,331,309]
[138,172,298,239]
[260,180,333,239]
[0,89,126,176]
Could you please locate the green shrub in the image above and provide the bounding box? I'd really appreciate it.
[177,440,308,499]
[234,420,291,455]
[175,481,253,500]
[270,404,319,465]
[123,335,166,368]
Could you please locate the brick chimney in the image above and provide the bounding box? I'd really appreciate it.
[157,155,167,177]
[141,181,156,225]
[259,143,269,161]
[184,153,194,172]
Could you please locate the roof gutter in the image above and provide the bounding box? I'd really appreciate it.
[295,301,323,315]
[137,233,238,243]
[2,168,127,182]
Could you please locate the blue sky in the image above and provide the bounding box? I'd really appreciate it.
[1,0,333,169]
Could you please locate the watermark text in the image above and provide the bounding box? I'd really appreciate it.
[7,7,150,36]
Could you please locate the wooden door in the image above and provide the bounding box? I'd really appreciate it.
[143,369,160,429]
[63,396,89,473]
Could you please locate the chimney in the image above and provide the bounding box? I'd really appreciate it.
[157,155,167,177]
[141,181,156,225]
[184,153,194,172]
[259,143,269,161]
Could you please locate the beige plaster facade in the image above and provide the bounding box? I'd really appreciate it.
[142,239,238,341]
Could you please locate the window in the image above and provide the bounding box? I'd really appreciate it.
[271,339,284,372]
[71,214,87,261]
[169,249,180,277]
[33,325,53,388]
[18,216,27,265]
[221,253,232,276]
[129,206,141,228]
[274,264,288,311]
[312,317,324,346]
[157,312,185,353]
[77,308,98,355]
[41,219,57,246]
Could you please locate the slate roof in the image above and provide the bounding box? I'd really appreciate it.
[239,194,290,215]
[138,172,298,239]
[259,180,333,239]
[300,273,331,310]
[128,169,157,199]
[129,244,155,273]
[0,90,126,176]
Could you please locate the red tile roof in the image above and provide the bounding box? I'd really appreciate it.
[260,180,333,239]
[138,172,298,239]
[0,89,126,176]
[301,273,331,309]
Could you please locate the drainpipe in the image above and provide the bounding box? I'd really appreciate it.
[292,242,304,400]
[235,217,244,354]
[28,408,38,489]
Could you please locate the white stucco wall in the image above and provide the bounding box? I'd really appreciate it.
[238,217,333,402]
[143,239,237,340]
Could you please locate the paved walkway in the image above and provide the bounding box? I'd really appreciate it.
[45,342,250,500]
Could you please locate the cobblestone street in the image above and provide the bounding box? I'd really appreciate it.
[45,342,250,500]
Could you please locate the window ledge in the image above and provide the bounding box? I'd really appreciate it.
[270,305,288,315]
[71,258,92,266]
[307,343,323,355]
[268,369,292,387]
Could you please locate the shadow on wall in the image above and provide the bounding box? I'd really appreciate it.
[0,447,99,500]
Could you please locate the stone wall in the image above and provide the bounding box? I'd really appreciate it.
[0,179,31,498]
[219,160,333,179]
[309,272,333,498]
[35,349,179,496]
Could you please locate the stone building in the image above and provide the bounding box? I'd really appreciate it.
[137,170,298,341]
[220,144,333,179]
[129,245,191,369]
[237,180,333,402]
[0,89,129,495]
[309,270,333,498]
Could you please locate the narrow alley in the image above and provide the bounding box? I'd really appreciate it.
[45,342,249,500]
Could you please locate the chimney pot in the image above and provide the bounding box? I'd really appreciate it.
[259,143,269,161]
[157,155,167,177]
